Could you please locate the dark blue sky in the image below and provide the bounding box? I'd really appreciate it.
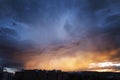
[0,0,120,71]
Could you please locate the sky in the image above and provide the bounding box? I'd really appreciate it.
[0,0,120,72]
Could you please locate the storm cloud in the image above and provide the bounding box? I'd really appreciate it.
[0,0,120,71]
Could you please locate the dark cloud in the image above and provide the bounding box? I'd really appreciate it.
[0,0,120,69]
[88,0,108,11]
[104,14,120,49]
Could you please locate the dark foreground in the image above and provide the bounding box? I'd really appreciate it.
[0,70,120,80]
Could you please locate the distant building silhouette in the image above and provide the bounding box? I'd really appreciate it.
[0,66,3,72]
[15,70,69,80]
[0,66,14,80]
[14,70,120,80]
[0,68,120,80]
[2,72,14,80]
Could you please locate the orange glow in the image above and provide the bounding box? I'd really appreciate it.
[22,43,120,72]
[88,69,116,72]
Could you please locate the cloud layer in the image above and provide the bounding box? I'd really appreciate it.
[0,0,120,71]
